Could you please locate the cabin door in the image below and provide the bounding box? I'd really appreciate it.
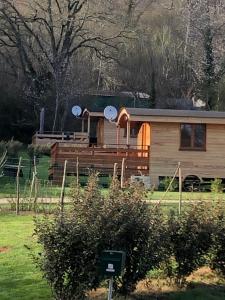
[97,118,104,146]
[137,123,151,150]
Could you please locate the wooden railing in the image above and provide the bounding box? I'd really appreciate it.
[50,143,150,183]
[32,131,89,145]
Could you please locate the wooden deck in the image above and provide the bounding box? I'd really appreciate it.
[32,131,89,146]
[49,143,150,184]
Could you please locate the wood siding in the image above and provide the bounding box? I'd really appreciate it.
[100,120,137,146]
[150,122,225,186]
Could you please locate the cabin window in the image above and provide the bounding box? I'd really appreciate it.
[180,124,206,151]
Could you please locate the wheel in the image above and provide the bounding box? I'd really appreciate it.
[183,175,201,192]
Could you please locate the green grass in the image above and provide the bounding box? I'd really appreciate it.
[146,191,225,202]
[0,214,52,300]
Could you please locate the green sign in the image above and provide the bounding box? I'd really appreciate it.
[100,250,126,277]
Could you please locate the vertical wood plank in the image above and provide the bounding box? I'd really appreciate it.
[60,160,68,214]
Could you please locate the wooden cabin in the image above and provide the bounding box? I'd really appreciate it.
[82,109,138,147]
[32,91,150,146]
[117,108,225,187]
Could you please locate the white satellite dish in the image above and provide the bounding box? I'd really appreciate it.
[104,106,118,121]
[72,105,82,117]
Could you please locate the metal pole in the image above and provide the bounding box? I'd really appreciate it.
[108,277,113,300]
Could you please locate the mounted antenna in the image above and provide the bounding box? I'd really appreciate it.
[72,105,82,117]
[104,106,118,121]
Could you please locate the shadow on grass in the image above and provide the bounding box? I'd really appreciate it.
[129,282,225,300]
[0,277,52,300]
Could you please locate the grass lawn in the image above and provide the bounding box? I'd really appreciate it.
[1,213,225,300]
[0,214,52,300]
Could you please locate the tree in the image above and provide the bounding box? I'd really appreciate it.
[0,0,124,131]
[182,0,225,109]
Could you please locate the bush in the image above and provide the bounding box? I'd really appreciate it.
[35,174,103,300]
[211,178,223,193]
[35,174,165,299]
[99,180,166,295]
[159,176,178,192]
[0,140,23,157]
[165,203,214,285]
[27,144,51,158]
[209,204,225,277]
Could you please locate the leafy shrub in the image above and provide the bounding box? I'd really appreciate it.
[34,175,103,300]
[99,180,166,295]
[159,176,178,192]
[27,144,51,158]
[35,174,165,299]
[209,204,225,276]
[0,140,23,157]
[211,178,223,193]
[165,203,214,285]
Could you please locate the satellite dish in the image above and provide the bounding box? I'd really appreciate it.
[104,106,118,121]
[72,105,82,117]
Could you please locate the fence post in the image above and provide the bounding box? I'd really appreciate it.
[33,156,38,211]
[113,163,118,180]
[16,157,22,215]
[76,157,79,186]
[178,162,182,215]
[60,160,68,214]
[121,158,125,188]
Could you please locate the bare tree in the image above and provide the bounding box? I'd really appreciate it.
[0,0,124,131]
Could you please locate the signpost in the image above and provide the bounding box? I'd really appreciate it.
[100,250,126,300]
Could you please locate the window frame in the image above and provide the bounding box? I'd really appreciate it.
[179,123,206,151]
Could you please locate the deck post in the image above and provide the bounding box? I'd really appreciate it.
[82,118,85,132]
[116,126,120,149]
[87,116,91,137]
[126,121,130,146]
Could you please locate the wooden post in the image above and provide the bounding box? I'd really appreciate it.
[87,116,91,136]
[126,121,130,146]
[116,126,120,148]
[29,172,35,203]
[121,158,125,188]
[76,157,79,186]
[113,163,117,180]
[33,156,38,211]
[16,157,22,215]
[60,160,68,214]
[178,162,182,215]
[82,118,85,132]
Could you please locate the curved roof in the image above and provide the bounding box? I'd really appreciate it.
[117,108,225,125]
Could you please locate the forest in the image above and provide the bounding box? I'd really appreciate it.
[0,0,225,142]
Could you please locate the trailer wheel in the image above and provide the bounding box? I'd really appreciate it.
[183,175,201,192]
